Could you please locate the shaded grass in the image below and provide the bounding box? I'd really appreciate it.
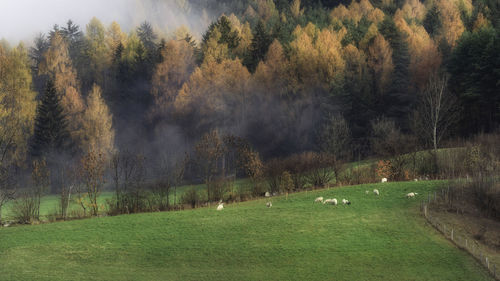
[0,181,493,280]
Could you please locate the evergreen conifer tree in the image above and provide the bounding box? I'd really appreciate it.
[31,79,70,157]
[379,17,412,129]
[245,20,272,72]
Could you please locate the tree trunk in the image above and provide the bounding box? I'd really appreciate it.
[433,124,438,151]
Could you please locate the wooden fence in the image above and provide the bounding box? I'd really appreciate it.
[421,191,499,280]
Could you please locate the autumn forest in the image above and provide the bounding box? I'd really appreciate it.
[0,0,499,214]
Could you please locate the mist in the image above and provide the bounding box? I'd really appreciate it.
[0,0,213,44]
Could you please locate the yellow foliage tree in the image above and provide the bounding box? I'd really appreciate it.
[290,24,345,91]
[436,0,465,48]
[39,32,85,149]
[82,84,115,155]
[202,27,230,64]
[472,12,490,31]
[174,59,250,129]
[0,44,37,165]
[106,21,127,54]
[394,10,442,90]
[150,39,195,118]
[253,40,291,97]
[367,34,394,96]
[290,0,304,18]
[401,0,426,21]
[39,32,79,94]
[85,17,109,85]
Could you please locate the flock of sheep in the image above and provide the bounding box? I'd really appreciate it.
[216,177,419,211]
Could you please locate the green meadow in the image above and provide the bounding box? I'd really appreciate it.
[0,180,493,280]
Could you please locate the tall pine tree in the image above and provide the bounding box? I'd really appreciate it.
[245,20,272,72]
[31,79,70,157]
[379,17,412,130]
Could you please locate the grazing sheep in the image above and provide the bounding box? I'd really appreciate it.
[216,203,224,211]
[381,178,388,183]
[373,189,379,196]
[406,192,418,198]
[315,197,324,203]
[342,199,351,205]
[414,178,418,182]
[266,202,272,208]
[265,192,271,197]
[323,198,338,205]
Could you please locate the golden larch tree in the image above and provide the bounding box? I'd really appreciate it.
[150,39,195,118]
[253,39,292,97]
[0,43,37,165]
[82,84,115,155]
[367,34,394,96]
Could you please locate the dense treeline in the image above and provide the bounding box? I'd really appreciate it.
[0,0,499,221]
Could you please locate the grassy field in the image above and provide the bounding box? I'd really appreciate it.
[0,180,494,281]
[1,178,256,221]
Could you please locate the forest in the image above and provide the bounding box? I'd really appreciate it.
[0,0,499,219]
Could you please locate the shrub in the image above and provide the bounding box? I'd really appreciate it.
[280,171,293,194]
[182,188,200,208]
[208,178,230,202]
[351,164,377,185]
[283,154,308,190]
[264,158,285,193]
[376,160,392,179]
[12,190,37,224]
[303,152,336,187]
[251,181,266,197]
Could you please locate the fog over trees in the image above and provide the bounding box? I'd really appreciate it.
[0,0,499,221]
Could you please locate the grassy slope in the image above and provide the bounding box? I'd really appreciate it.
[0,181,493,281]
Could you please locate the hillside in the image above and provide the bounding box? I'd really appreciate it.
[0,181,493,281]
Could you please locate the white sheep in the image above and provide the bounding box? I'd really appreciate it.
[216,203,224,211]
[266,202,272,208]
[365,190,369,194]
[341,199,351,205]
[406,192,418,198]
[381,178,388,183]
[265,192,271,197]
[373,189,379,196]
[315,196,324,203]
[323,198,337,205]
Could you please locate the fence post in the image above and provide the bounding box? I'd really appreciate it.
[451,229,454,241]
[485,257,489,269]
[444,225,446,236]
[465,239,468,249]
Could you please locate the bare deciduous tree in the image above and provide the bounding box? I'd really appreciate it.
[31,158,50,220]
[195,130,225,203]
[110,150,148,214]
[80,150,106,216]
[416,73,459,151]
[0,166,15,224]
[318,114,352,184]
